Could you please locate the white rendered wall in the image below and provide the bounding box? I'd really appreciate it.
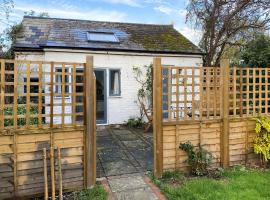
[16,50,203,124]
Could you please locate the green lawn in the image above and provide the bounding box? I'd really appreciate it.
[72,185,107,200]
[151,167,270,200]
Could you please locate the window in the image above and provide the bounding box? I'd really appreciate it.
[109,69,121,96]
[24,77,39,94]
[55,68,70,94]
[75,68,84,122]
[24,77,39,103]
[76,69,84,93]
[87,32,119,43]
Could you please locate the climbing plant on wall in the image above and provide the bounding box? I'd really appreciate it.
[132,64,153,119]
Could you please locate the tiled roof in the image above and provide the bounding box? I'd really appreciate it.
[14,16,203,54]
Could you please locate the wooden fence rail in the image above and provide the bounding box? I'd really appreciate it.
[153,57,265,177]
[0,56,96,199]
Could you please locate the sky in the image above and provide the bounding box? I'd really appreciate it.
[4,0,201,44]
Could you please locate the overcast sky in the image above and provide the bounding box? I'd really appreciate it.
[5,0,201,44]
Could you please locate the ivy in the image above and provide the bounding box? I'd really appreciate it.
[179,141,213,176]
[254,116,270,163]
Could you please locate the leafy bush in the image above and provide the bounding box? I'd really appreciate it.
[179,142,213,176]
[241,35,270,68]
[254,116,270,164]
[4,106,39,127]
[126,117,144,128]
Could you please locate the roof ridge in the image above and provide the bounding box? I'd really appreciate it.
[23,16,174,27]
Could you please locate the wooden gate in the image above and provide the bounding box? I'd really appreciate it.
[153,57,264,178]
[0,56,96,199]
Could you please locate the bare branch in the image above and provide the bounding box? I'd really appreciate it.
[186,0,270,66]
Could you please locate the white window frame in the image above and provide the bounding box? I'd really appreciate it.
[54,67,72,98]
[109,69,121,96]
[87,32,119,43]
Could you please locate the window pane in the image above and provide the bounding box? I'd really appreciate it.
[55,68,62,93]
[110,70,120,95]
[76,69,84,92]
[55,68,69,93]
[87,32,119,42]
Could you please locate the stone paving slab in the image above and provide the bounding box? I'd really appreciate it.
[107,174,159,200]
[115,133,138,141]
[122,140,149,149]
[114,187,158,200]
[97,137,119,149]
[129,148,153,159]
[97,128,111,136]
[96,127,153,178]
[98,149,127,162]
[103,160,138,176]
[97,128,162,200]
[136,160,153,171]
[113,129,133,135]
[108,174,146,192]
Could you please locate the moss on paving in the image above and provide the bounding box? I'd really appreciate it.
[151,167,270,200]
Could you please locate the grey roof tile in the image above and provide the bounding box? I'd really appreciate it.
[14,16,202,54]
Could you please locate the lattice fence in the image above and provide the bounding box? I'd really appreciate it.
[0,57,96,199]
[0,60,86,130]
[162,65,270,122]
[162,66,222,121]
[153,57,267,178]
[229,67,270,117]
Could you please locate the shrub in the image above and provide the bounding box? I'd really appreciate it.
[254,116,270,164]
[179,141,213,176]
[126,117,144,128]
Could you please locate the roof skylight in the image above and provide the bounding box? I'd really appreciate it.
[87,32,119,43]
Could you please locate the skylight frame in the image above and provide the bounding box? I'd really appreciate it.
[87,32,119,43]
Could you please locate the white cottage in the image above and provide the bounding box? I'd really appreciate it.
[14,16,203,125]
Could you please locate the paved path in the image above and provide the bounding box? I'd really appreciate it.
[96,127,153,177]
[100,173,165,200]
[97,127,162,200]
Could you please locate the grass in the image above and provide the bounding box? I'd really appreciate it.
[151,167,270,200]
[72,185,107,200]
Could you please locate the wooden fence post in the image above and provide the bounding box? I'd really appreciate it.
[221,59,230,168]
[85,55,96,187]
[153,57,163,178]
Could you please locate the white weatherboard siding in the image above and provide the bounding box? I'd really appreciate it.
[16,50,203,124]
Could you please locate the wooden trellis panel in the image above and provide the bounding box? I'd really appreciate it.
[0,57,96,199]
[229,67,270,117]
[153,57,265,176]
[162,66,221,122]
[0,59,86,129]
